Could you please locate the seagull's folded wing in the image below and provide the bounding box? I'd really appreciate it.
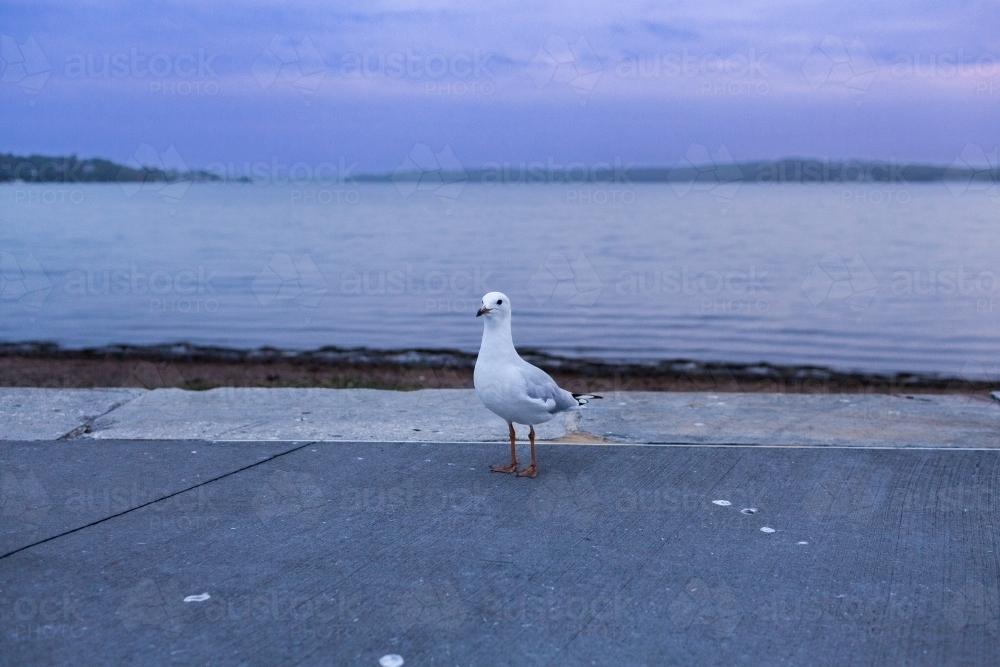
[518,363,577,413]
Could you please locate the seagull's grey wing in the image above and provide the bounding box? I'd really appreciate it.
[518,362,578,413]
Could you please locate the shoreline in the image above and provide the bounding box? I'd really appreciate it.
[0,341,990,395]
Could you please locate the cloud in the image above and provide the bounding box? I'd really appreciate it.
[3,0,998,167]
[641,21,700,41]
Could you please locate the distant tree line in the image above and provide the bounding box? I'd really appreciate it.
[366,158,989,184]
[2,152,990,185]
[0,153,224,183]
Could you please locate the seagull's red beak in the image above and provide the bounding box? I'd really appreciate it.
[477,306,491,317]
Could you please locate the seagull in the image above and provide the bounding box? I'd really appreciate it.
[474,291,600,478]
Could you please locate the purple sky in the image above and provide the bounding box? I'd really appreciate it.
[2,1,999,171]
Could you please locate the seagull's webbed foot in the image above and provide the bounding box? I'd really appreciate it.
[490,462,518,474]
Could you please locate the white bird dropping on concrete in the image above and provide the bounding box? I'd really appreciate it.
[474,291,600,478]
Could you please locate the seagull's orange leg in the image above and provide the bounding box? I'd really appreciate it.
[517,425,538,478]
[491,422,518,473]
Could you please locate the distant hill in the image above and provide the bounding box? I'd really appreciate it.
[2,153,988,185]
[362,158,987,184]
[0,153,230,184]
[623,159,978,184]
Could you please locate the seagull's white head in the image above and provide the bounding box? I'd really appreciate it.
[477,292,510,320]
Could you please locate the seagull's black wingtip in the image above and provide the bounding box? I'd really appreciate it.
[572,393,603,405]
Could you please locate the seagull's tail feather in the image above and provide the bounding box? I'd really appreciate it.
[572,393,602,406]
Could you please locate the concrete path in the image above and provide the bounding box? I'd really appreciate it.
[1,388,998,447]
[1,439,997,666]
[2,389,998,665]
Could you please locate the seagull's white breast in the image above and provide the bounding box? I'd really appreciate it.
[474,359,561,426]
[474,305,578,426]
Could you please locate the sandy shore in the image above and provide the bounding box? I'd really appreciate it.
[0,342,990,395]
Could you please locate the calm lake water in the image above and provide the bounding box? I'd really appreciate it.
[1,180,998,377]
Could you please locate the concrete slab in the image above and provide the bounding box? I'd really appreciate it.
[588,391,1000,448]
[0,388,144,441]
[0,440,306,557]
[84,388,570,442]
[1,440,997,666]
[79,388,1000,448]
[3,388,999,448]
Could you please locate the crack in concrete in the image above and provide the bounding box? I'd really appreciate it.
[56,391,147,440]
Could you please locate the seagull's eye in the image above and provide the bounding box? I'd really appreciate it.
[497,299,503,305]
